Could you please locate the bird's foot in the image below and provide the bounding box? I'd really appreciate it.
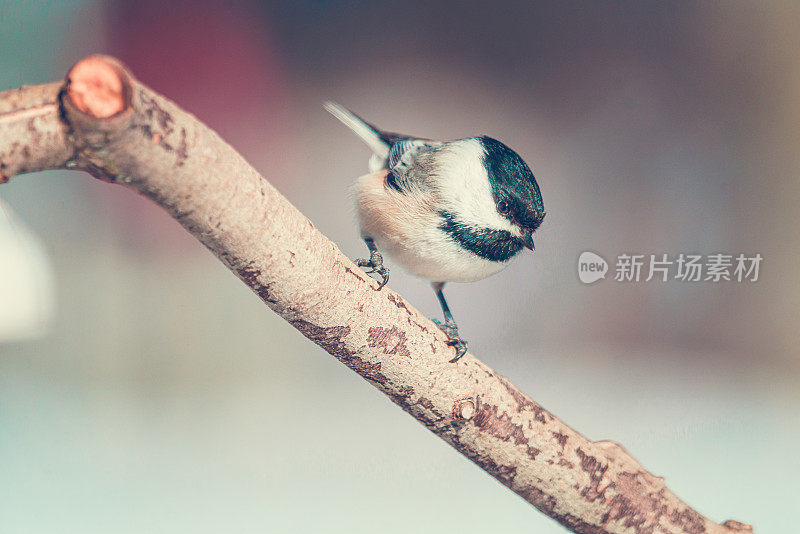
[355,250,390,290]
[432,318,469,362]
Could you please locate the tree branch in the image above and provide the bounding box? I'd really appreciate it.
[0,55,752,534]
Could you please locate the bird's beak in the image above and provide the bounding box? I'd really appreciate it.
[521,230,535,251]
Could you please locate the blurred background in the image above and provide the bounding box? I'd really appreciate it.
[1,1,798,532]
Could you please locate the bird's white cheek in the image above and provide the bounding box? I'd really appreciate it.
[434,141,516,234]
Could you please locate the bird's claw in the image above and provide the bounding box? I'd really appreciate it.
[432,318,469,362]
[355,251,390,290]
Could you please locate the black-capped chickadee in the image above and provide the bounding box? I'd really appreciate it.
[325,102,545,362]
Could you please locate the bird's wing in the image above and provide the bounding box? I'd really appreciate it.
[387,139,439,172]
[384,138,444,193]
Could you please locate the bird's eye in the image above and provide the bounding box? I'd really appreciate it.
[497,200,511,214]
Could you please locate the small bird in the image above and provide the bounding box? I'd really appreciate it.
[325,102,545,361]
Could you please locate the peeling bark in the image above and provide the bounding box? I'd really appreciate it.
[0,55,753,534]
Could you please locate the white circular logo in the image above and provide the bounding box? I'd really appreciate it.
[578,251,608,284]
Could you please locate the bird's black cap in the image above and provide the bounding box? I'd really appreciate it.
[479,136,545,232]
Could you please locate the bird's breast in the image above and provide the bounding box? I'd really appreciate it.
[353,171,512,282]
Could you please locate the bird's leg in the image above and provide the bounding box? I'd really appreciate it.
[355,237,390,290]
[431,282,468,362]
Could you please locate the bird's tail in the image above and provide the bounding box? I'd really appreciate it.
[324,101,390,159]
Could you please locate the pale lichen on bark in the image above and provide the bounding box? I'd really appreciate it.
[0,55,753,534]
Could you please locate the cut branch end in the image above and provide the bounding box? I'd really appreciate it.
[66,55,131,119]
